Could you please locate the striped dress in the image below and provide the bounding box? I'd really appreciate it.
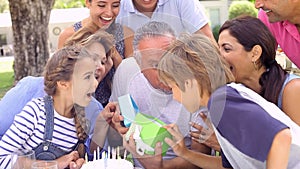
[0,97,78,168]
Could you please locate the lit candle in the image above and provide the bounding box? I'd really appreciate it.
[85,152,88,163]
[124,149,127,160]
[117,146,120,159]
[97,146,100,160]
[108,146,110,159]
[93,150,96,161]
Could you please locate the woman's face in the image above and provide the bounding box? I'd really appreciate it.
[86,0,120,29]
[85,43,109,82]
[218,30,254,83]
[72,57,98,107]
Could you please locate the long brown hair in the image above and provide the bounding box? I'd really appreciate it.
[43,45,94,158]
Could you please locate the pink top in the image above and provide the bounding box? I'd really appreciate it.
[258,10,300,68]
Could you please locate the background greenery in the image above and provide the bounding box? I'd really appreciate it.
[0,59,13,98]
[228,1,257,19]
[0,0,85,13]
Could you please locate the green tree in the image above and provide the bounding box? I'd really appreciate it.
[53,0,85,9]
[0,0,9,13]
[229,1,258,19]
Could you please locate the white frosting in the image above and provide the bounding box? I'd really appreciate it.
[81,159,133,169]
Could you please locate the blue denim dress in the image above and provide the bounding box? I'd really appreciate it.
[33,96,79,160]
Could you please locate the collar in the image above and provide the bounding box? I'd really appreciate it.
[126,0,170,13]
[281,20,300,40]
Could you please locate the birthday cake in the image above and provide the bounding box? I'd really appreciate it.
[81,159,133,169]
[82,146,133,169]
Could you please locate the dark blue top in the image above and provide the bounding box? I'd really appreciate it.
[208,85,288,167]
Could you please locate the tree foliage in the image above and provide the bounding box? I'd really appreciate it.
[53,0,85,9]
[0,0,9,13]
[229,1,258,19]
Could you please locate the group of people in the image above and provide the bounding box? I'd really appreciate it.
[0,0,300,168]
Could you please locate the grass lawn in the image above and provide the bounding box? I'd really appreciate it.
[0,59,14,99]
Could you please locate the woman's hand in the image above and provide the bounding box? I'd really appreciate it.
[98,102,118,124]
[110,46,122,68]
[190,112,221,152]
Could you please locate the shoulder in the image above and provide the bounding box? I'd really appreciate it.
[58,26,75,49]
[283,76,300,99]
[122,25,134,57]
[110,58,140,101]
[122,25,134,37]
[115,58,140,78]
[209,83,287,128]
[281,77,300,124]
[24,97,45,112]
[14,97,45,124]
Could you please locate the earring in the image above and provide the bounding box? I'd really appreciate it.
[252,60,258,70]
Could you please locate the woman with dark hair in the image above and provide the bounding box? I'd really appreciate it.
[158,33,300,169]
[217,16,300,125]
[189,16,300,159]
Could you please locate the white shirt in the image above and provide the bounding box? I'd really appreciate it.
[116,0,209,35]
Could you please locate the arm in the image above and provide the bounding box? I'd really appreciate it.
[165,124,228,169]
[89,103,115,152]
[266,128,291,169]
[282,79,300,125]
[123,25,134,58]
[57,26,75,49]
[123,134,200,169]
[195,24,215,41]
[194,24,218,48]
[139,155,200,169]
[90,102,128,152]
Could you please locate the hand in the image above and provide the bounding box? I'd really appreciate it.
[99,102,118,124]
[123,134,163,169]
[69,158,85,169]
[164,124,188,157]
[190,112,220,152]
[56,151,83,169]
[110,46,122,68]
[91,102,120,149]
[110,105,129,135]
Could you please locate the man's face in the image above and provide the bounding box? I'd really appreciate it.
[255,0,293,23]
[133,0,158,13]
[138,35,174,92]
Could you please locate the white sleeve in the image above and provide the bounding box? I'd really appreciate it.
[110,58,141,102]
[178,0,209,33]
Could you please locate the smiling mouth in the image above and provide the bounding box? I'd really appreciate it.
[263,9,272,13]
[101,16,113,21]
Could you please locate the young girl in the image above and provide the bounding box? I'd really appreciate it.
[0,45,98,169]
[158,33,300,169]
[58,0,134,107]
